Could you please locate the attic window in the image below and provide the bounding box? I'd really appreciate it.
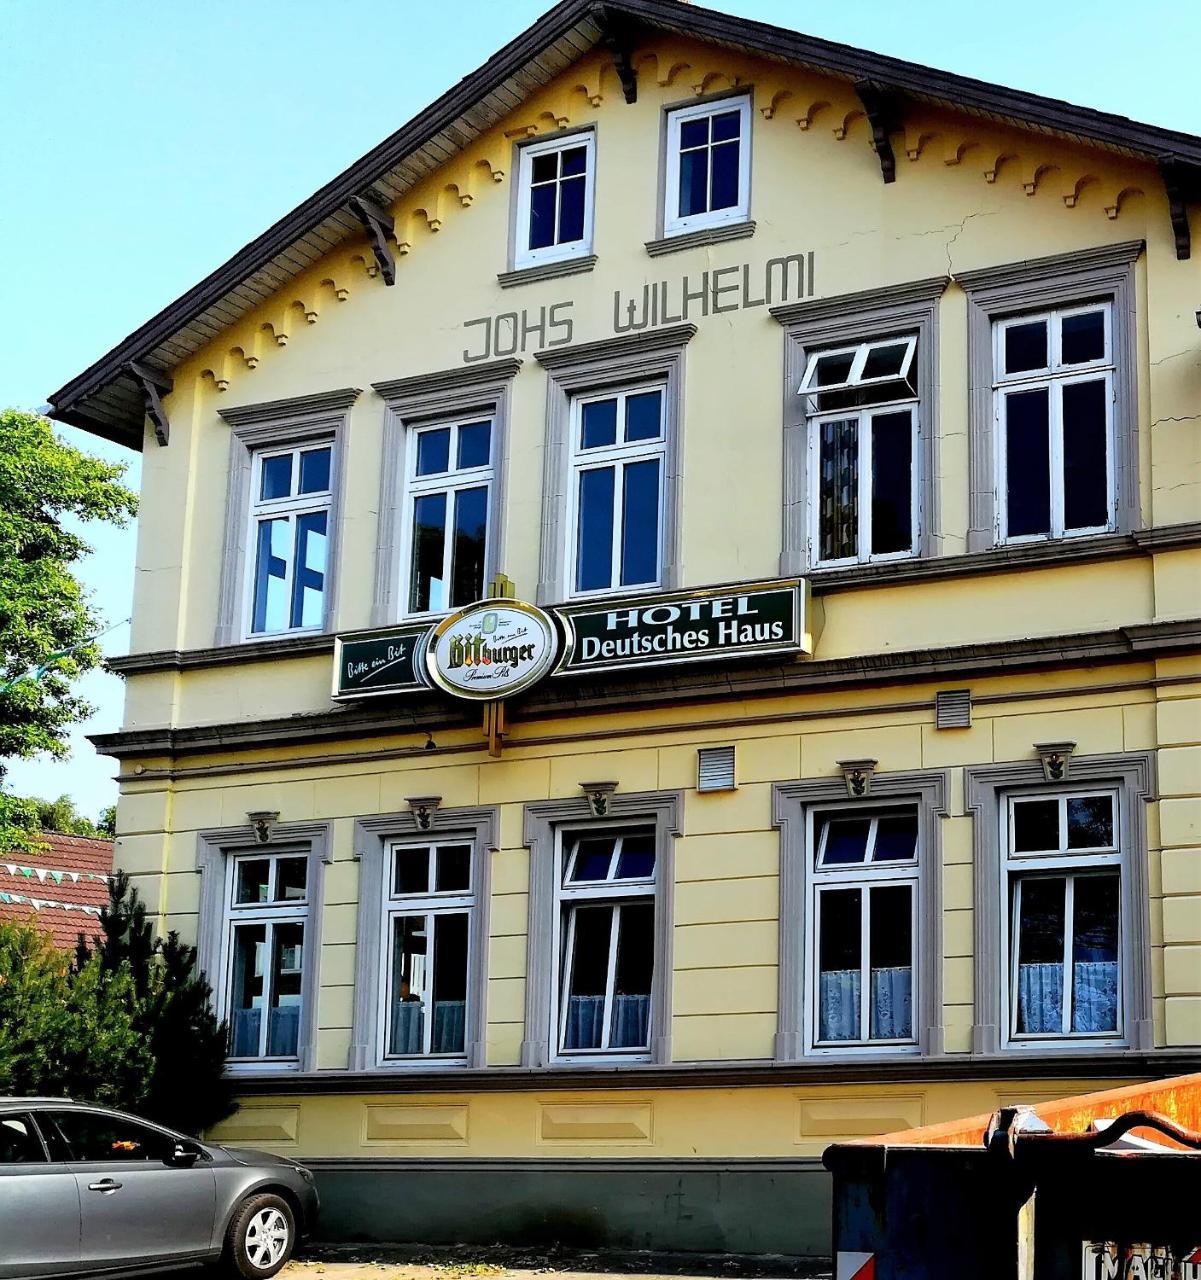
[514,131,596,270]
[799,337,917,412]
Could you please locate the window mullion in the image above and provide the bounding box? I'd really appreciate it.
[1062,875,1075,1036]
[601,904,620,1051]
[860,884,871,1044]
[423,911,435,1057]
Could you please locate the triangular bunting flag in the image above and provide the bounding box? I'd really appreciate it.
[34,868,47,882]
[50,871,63,885]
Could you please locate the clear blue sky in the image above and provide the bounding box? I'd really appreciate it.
[2,0,1198,819]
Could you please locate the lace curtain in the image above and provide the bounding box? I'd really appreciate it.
[1018,961,1118,1034]
[563,994,650,1051]
[819,967,912,1041]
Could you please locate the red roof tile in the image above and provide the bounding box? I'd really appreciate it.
[0,831,113,952]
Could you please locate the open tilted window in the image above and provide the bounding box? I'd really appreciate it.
[800,336,920,567]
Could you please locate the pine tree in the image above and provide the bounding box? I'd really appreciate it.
[76,875,236,1134]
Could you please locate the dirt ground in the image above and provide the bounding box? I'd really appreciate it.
[283,1244,831,1280]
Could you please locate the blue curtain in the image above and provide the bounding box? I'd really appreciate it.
[390,1000,467,1055]
[267,1005,301,1057]
[1072,961,1119,1033]
[870,966,912,1039]
[432,1001,467,1054]
[231,1008,261,1057]
[819,970,860,1041]
[390,1000,424,1055]
[231,1006,300,1058]
[563,995,650,1050]
[1018,963,1064,1033]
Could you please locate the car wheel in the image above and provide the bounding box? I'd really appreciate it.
[223,1192,296,1278]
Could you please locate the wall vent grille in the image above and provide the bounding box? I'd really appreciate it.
[698,745,737,792]
[935,689,972,729]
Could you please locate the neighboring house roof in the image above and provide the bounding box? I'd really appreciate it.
[46,0,1201,449]
[0,832,113,952]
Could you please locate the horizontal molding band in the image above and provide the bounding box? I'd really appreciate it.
[94,619,1201,760]
[496,255,597,288]
[227,1049,1200,1097]
[301,1156,826,1174]
[104,523,1201,678]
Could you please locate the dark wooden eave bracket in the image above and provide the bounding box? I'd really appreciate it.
[854,80,902,184]
[596,5,638,104]
[348,193,397,285]
[127,361,173,446]
[1158,158,1197,260]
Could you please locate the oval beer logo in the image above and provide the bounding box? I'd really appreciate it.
[427,599,559,701]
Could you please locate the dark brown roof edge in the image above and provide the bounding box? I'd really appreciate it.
[47,0,1201,447]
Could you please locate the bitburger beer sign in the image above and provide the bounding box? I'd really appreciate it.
[331,577,809,702]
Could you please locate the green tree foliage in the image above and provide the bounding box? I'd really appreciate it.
[0,408,137,854]
[74,872,237,1135]
[0,922,150,1109]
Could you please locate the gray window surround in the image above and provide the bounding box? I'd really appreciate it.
[655,87,755,243]
[533,324,695,605]
[505,124,599,277]
[349,806,497,1072]
[772,277,948,577]
[957,239,1142,552]
[965,751,1156,1057]
[772,769,949,1062]
[195,820,332,1074]
[520,790,682,1068]
[645,221,756,259]
[369,360,520,626]
[215,388,361,646]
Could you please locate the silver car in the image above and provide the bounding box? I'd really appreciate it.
[0,1098,318,1279]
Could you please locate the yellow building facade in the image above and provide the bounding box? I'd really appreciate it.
[51,0,1201,1255]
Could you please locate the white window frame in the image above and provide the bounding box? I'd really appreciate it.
[798,336,917,397]
[514,131,597,270]
[398,417,495,620]
[806,401,921,568]
[377,839,476,1066]
[992,301,1117,545]
[1000,786,1125,1048]
[242,441,335,641]
[550,823,658,1064]
[663,95,752,236]
[804,801,921,1056]
[219,849,310,1067]
[565,383,667,600]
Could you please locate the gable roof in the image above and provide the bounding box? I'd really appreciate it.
[47,0,1201,449]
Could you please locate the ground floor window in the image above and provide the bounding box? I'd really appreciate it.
[382,840,475,1061]
[1004,789,1122,1042]
[556,829,657,1057]
[223,851,309,1062]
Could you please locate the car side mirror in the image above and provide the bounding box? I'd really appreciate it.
[166,1140,202,1168]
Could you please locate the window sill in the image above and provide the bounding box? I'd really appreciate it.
[644,221,755,258]
[497,255,597,289]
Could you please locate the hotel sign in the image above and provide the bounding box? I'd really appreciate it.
[556,580,808,677]
[331,578,809,702]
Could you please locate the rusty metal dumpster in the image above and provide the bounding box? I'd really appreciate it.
[823,1074,1201,1280]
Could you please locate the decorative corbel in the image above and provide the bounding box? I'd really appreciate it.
[1035,742,1076,784]
[348,193,397,285]
[580,781,618,818]
[597,6,638,104]
[126,360,173,446]
[838,759,878,799]
[853,80,902,184]
[1158,159,1194,261]
[246,810,279,845]
[406,796,442,833]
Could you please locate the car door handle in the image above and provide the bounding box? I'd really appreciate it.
[87,1179,123,1193]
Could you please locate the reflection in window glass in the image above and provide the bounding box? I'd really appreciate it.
[260,454,292,501]
[819,817,871,866]
[869,884,913,1039]
[1071,874,1119,1033]
[1015,876,1066,1034]
[1061,311,1105,365]
[576,466,615,593]
[276,857,308,902]
[1062,380,1109,531]
[1067,795,1114,849]
[235,859,271,905]
[252,519,290,634]
[1004,387,1052,538]
[410,492,447,614]
[0,1116,45,1165]
[581,399,618,450]
[620,459,660,588]
[417,429,451,476]
[298,447,331,495]
[818,418,858,563]
[818,889,861,1041]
